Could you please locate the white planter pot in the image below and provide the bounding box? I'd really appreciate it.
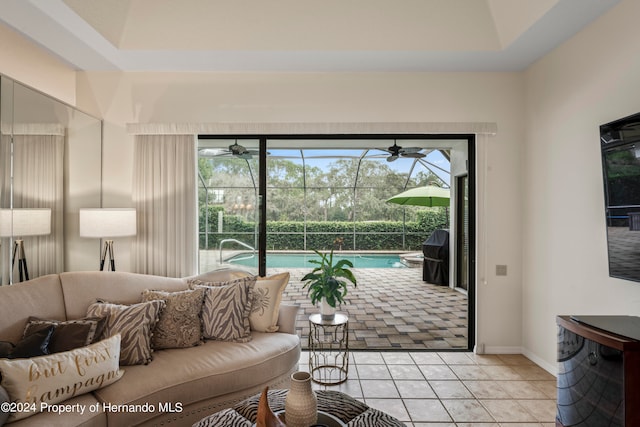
[320,299,336,321]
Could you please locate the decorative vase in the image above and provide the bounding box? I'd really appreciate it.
[257,386,286,427]
[320,299,336,321]
[285,371,317,427]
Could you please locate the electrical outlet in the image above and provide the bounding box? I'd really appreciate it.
[496,265,507,276]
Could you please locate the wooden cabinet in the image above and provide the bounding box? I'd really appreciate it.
[556,315,640,426]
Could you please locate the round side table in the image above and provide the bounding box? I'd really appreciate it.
[308,312,349,385]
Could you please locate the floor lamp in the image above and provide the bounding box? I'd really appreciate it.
[0,208,52,282]
[79,208,137,271]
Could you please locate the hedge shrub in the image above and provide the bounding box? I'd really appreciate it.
[199,206,447,251]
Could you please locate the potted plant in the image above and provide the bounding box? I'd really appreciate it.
[301,249,357,320]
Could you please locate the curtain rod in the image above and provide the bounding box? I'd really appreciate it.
[126,122,497,136]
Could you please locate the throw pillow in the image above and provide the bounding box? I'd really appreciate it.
[189,276,256,343]
[250,272,290,332]
[9,325,55,359]
[141,288,206,349]
[0,342,14,358]
[23,316,106,354]
[0,335,123,422]
[86,299,165,365]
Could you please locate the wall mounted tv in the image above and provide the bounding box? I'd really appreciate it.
[601,112,640,282]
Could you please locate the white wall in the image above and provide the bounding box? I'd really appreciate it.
[0,14,530,354]
[76,70,526,351]
[523,0,640,371]
[0,23,76,105]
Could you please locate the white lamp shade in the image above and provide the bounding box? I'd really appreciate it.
[79,208,137,238]
[0,208,52,237]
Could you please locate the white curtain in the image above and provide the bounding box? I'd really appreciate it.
[0,132,10,284]
[133,134,197,277]
[1,131,65,282]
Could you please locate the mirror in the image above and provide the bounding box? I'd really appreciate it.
[0,75,102,284]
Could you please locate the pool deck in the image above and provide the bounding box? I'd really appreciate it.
[199,250,469,351]
[270,266,469,351]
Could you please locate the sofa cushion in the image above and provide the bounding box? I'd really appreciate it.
[141,288,206,349]
[60,271,187,320]
[22,316,106,354]
[191,276,257,343]
[93,332,300,427]
[250,273,290,333]
[0,274,65,344]
[0,393,107,427]
[0,335,123,422]
[87,300,165,365]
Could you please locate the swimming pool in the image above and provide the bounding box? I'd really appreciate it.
[226,252,407,268]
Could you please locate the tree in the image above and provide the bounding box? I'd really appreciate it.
[197,149,451,249]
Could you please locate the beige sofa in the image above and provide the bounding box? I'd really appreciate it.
[0,270,301,427]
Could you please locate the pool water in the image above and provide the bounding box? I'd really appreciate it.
[226,253,406,269]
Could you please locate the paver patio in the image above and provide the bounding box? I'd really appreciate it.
[268,266,469,350]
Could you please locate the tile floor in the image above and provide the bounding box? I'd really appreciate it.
[301,351,557,427]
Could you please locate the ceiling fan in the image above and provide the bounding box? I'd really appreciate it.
[383,141,426,162]
[199,141,260,159]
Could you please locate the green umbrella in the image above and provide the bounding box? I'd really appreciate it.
[386,185,450,207]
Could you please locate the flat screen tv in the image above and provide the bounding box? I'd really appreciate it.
[601,112,640,282]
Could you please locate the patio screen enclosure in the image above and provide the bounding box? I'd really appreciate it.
[197,135,472,283]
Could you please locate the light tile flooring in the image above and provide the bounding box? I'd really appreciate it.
[300,351,557,427]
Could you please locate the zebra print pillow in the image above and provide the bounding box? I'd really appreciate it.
[190,276,256,343]
[87,299,165,365]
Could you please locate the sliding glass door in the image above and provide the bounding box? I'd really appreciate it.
[197,138,260,272]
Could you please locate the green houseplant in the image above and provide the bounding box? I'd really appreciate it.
[301,249,357,320]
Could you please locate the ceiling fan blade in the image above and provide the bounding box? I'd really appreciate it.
[199,148,231,157]
[386,155,398,162]
[401,152,426,159]
[399,146,422,153]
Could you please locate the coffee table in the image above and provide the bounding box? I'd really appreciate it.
[264,409,345,427]
[194,389,406,427]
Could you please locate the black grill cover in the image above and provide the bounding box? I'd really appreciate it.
[422,229,449,285]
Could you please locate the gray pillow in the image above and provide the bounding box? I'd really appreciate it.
[141,288,206,349]
[190,276,256,343]
[87,299,165,365]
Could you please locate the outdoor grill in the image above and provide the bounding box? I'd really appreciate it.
[422,229,449,285]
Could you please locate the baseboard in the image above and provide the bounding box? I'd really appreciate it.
[481,345,558,377]
[522,348,558,377]
[482,345,523,354]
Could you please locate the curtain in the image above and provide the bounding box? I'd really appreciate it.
[1,132,65,282]
[133,135,197,277]
[0,132,10,284]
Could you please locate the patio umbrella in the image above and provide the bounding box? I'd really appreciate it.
[386,185,450,207]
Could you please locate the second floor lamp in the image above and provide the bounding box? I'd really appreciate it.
[0,208,52,282]
[79,208,137,271]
